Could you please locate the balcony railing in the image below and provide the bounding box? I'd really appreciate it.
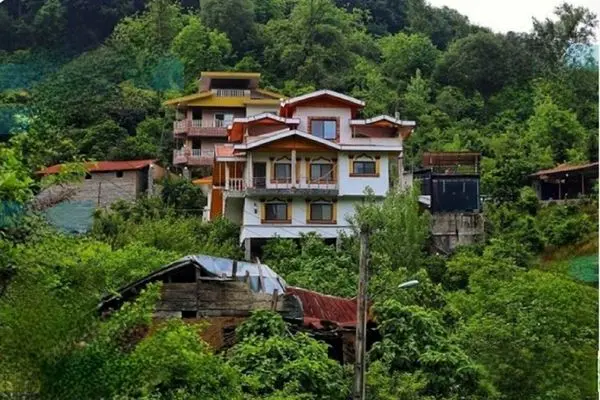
[173,120,228,137]
[225,176,338,196]
[173,149,215,166]
[211,89,251,97]
[190,119,229,128]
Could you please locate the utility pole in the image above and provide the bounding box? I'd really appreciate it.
[353,227,370,400]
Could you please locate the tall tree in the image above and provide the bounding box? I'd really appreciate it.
[532,2,598,69]
[200,0,257,56]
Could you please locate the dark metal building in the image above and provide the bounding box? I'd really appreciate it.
[414,152,481,213]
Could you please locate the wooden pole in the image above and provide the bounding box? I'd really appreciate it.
[97,181,102,207]
[353,228,369,400]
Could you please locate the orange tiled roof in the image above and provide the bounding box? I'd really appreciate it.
[215,145,236,157]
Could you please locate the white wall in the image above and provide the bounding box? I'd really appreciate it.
[338,153,390,196]
[294,106,352,142]
[240,197,357,241]
[246,104,279,117]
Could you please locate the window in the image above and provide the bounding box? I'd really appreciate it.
[115,170,124,178]
[265,201,289,221]
[215,112,234,127]
[311,119,337,140]
[273,159,292,183]
[353,161,376,175]
[308,201,335,223]
[191,109,202,120]
[84,173,92,180]
[310,163,334,182]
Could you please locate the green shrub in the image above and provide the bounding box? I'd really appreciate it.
[537,202,595,247]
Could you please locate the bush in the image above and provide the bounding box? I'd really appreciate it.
[228,312,348,400]
[537,202,595,247]
[263,234,357,297]
[160,177,206,215]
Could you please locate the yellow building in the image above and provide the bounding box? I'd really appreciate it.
[164,72,283,176]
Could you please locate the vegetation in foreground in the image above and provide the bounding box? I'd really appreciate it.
[0,0,598,398]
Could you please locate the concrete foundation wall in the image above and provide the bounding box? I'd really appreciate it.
[430,212,484,253]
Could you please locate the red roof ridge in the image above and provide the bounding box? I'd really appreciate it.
[287,286,353,300]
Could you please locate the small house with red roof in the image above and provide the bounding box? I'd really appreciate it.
[37,160,164,232]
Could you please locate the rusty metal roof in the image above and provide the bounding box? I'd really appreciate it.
[286,286,362,329]
[40,159,156,175]
[530,162,599,178]
[422,152,480,167]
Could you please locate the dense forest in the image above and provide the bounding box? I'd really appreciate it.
[0,0,598,399]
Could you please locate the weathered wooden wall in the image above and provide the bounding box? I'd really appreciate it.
[158,280,283,317]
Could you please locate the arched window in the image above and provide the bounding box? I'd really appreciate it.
[262,198,291,223]
[306,199,336,224]
[308,157,336,183]
[271,156,292,183]
[350,154,379,177]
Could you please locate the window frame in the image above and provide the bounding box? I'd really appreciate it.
[307,200,336,224]
[350,154,379,177]
[310,162,335,183]
[272,157,292,183]
[262,199,291,224]
[309,118,338,141]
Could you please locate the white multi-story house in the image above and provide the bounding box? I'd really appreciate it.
[207,90,415,258]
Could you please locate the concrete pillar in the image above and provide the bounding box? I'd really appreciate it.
[147,164,154,196]
[291,149,297,186]
[244,238,252,261]
[247,152,253,187]
[225,163,230,190]
[397,150,404,190]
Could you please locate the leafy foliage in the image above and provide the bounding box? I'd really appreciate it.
[229,311,349,399]
[0,0,598,398]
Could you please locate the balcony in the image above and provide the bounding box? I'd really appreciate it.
[173,149,215,167]
[211,89,251,97]
[226,177,338,197]
[173,119,228,137]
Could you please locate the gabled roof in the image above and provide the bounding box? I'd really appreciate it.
[98,255,287,311]
[40,159,156,175]
[530,162,599,178]
[281,89,365,108]
[350,115,416,127]
[215,145,237,157]
[229,113,300,126]
[228,114,299,143]
[234,129,341,151]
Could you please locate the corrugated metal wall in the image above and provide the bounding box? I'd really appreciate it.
[431,177,479,212]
